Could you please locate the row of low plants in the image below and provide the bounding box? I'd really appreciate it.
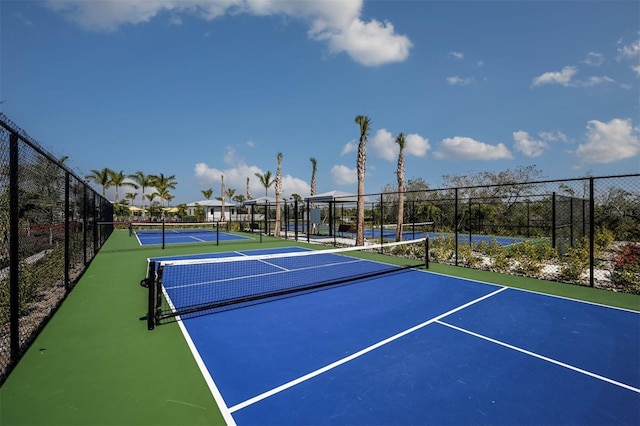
[389,228,640,294]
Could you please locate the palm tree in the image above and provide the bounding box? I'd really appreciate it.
[309,157,318,234]
[85,167,113,198]
[220,174,226,222]
[153,173,177,207]
[395,133,406,242]
[125,192,137,215]
[309,157,317,197]
[254,171,274,196]
[109,170,138,204]
[274,152,283,237]
[246,177,253,219]
[202,188,213,200]
[355,115,371,246]
[128,171,154,215]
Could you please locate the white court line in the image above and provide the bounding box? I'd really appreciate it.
[227,286,509,413]
[437,320,640,394]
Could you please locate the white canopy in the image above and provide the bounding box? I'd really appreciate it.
[242,196,276,206]
[304,190,361,203]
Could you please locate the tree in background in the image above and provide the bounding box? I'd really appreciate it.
[246,177,252,219]
[309,157,317,197]
[355,115,371,246]
[129,171,154,215]
[274,152,283,238]
[220,174,226,222]
[85,167,113,198]
[310,157,318,234]
[153,173,177,207]
[201,188,213,200]
[255,171,274,196]
[109,170,138,204]
[395,133,406,242]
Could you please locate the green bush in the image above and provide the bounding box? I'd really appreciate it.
[558,237,590,282]
[511,241,554,275]
[430,235,455,263]
[458,244,481,267]
[594,227,614,253]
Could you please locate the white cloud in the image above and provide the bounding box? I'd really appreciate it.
[404,133,430,157]
[449,51,464,59]
[371,129,396,161]
[582,52,604,66]
[575,76,615,87]
[575,118,640,164]
[513,131,548,158]
[194,162,309,198]
[539,131,568,142]
[330,165,357,185]
[46,0,411,66]
[532,66,614,87]
[446,76,474,86]
[341,140,358,156]
[370,129,430,161]
[434,137,512,160]
[617,39,640,61]
[316,18,412,66]
[617,38,640,75]
[531,66,578,87]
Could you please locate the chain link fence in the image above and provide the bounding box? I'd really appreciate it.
[252,174,639,295]
[0,114,113,385]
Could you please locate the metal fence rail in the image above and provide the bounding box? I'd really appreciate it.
[0,113,113,385]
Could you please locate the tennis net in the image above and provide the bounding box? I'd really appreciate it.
[144,238,428,329]
[129,221,219,236]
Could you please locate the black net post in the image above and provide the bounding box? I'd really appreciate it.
[147,262,156,330]
[425,237,429,269]
[216,221,220,246]
[162,219,165,249]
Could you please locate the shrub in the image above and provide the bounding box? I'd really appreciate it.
[458,244,481,267]
[430,235,455,263]
[594,227,614,253]
[558,237,590,282]
[610,243,640,294]
[511,241,553,275]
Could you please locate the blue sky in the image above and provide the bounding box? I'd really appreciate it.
[2,0,639,205]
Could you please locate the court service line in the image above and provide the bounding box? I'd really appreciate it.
[228,286,509,413]
[437,320,640,394]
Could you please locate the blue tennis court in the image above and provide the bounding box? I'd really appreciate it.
[133,227,251,246]
[150,247,639,425]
